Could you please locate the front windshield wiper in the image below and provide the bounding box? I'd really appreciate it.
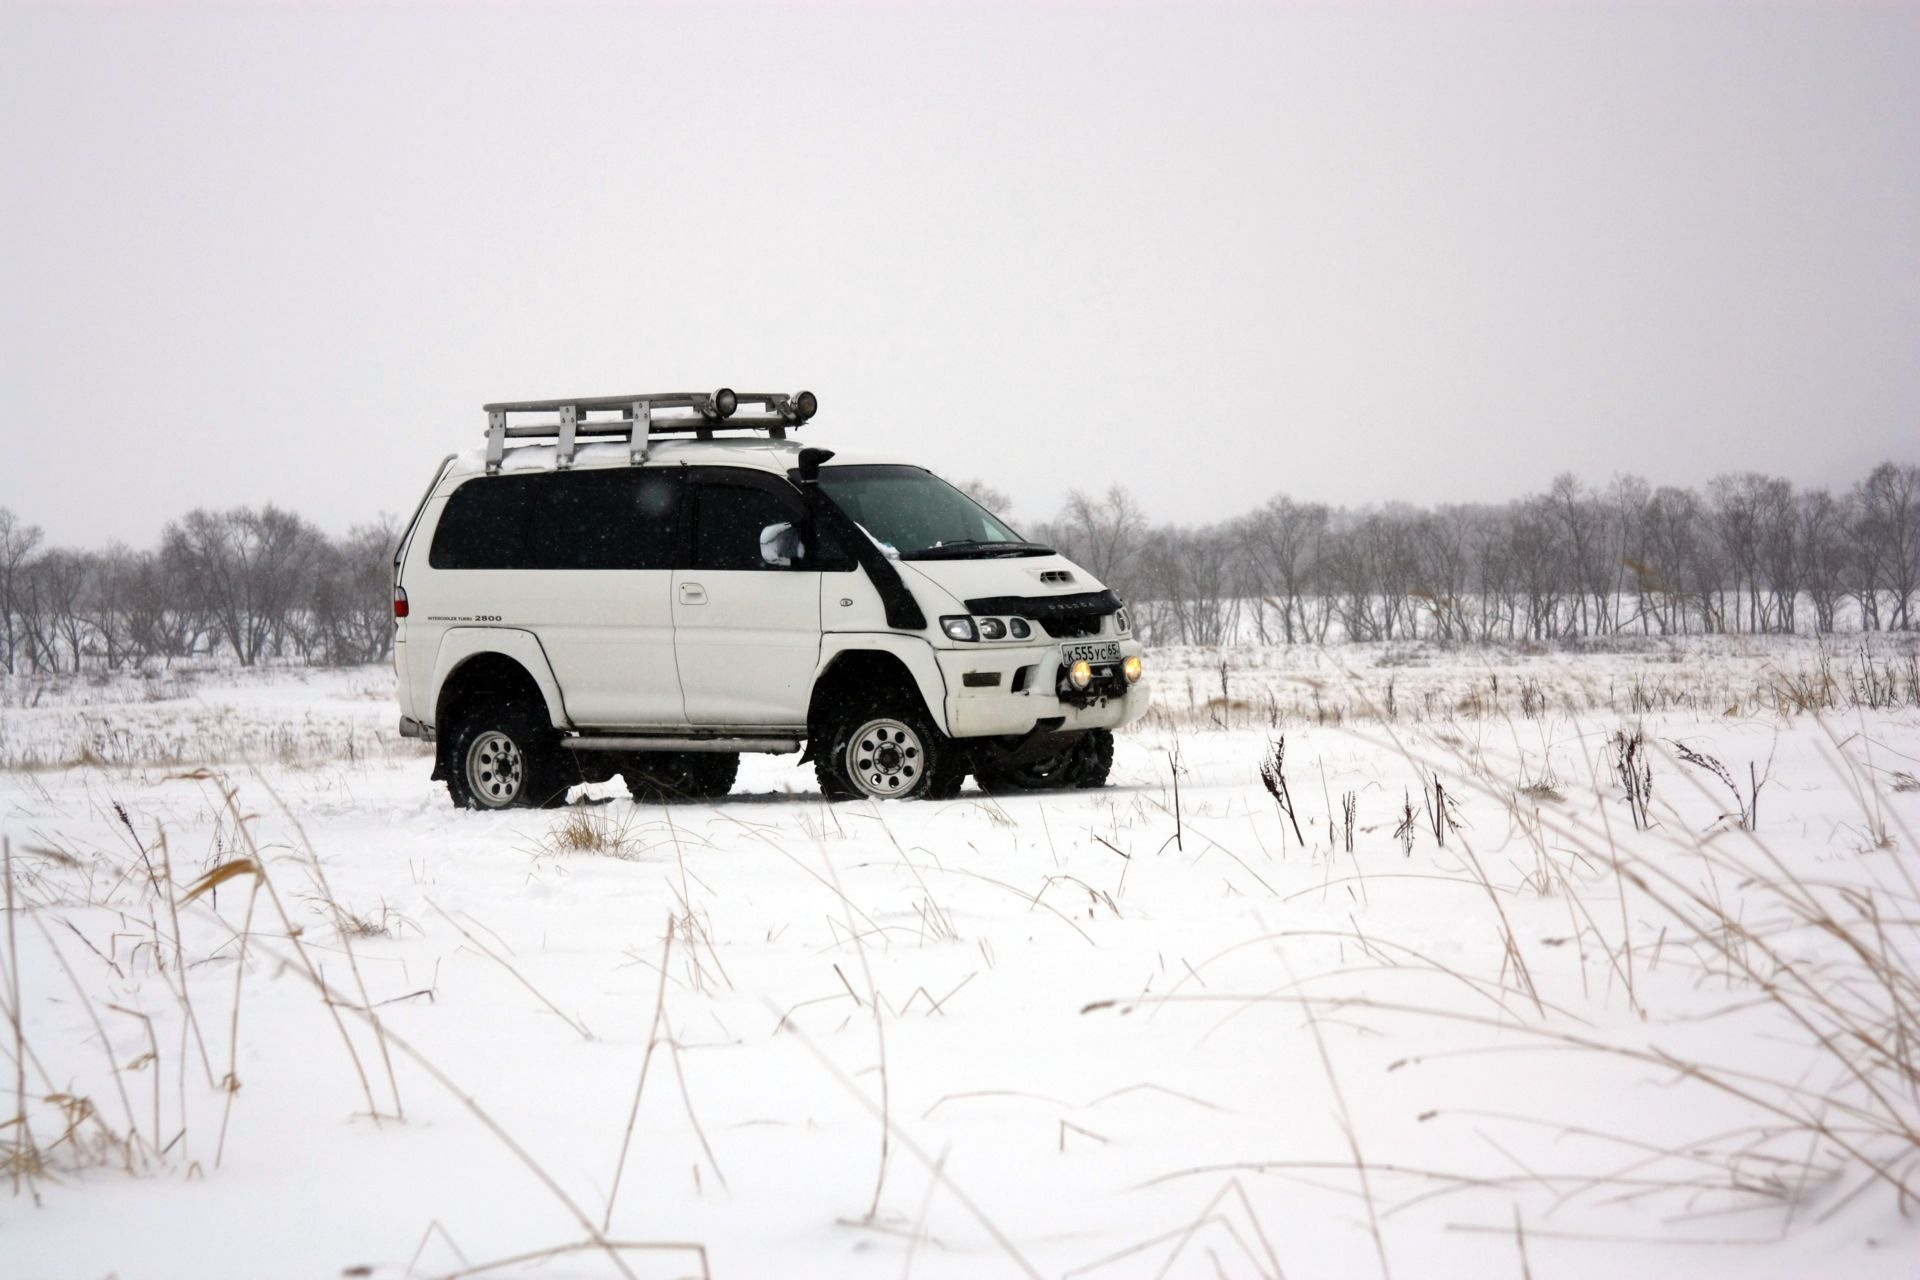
[901,540,1057,561]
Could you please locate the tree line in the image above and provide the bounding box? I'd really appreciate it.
[1027,460,1920,646]
[0,506,397,674]
[3,458,1916,674]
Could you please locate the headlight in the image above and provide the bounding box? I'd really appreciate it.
[1068,659,1093,690]
[1010,617,1031,639]
[978,617,1007,640]
[1123,655,1143,683]
[941,616,977,641]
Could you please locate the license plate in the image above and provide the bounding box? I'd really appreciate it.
[1062,641,1121,664]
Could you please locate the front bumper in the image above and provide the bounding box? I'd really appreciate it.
[934,640,1150,739]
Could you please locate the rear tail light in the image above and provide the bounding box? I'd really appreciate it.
[394,587,409,619]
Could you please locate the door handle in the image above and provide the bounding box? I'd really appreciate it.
[679,582,708,605]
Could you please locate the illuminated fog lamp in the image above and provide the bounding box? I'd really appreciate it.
[1068,659,1093,690]
[1123,655,1143,683]
[978,617,1007,640]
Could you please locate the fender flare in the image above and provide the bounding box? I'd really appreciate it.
[429,627,572,731]
[812,633,951,736]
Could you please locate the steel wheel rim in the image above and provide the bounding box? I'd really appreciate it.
[846,718,924,798]
[466,730,525,806]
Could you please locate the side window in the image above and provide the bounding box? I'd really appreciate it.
[692,478,808,572]
[525,469,681,570]
[429,477,532,570]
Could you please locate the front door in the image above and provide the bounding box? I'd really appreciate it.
[673,469,821,727]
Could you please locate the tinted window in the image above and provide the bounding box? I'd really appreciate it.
[692,479,806,572]
[430,470,680,571]
[429,477,532,569]
[527,469,681,570]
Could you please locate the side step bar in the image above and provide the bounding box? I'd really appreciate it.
[566,735,800,755]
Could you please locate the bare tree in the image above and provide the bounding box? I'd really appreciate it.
[1856,462,1920,629]
[1709,473,1774,633]
[1239,495,1327,643]
[1606,474,1651,633]
[1141,524,1240,645]
[1798,488,1850,634]
[16,549,93,673]
[308,517,400,664]
[1547,473,1614,635]
[1051,485,1148,601]
[162,506,320,666]
[957,479,1014,518]
[0,507,43,675]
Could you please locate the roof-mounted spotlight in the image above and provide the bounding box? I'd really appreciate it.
[781,389,818,423]
[704,388,738,420]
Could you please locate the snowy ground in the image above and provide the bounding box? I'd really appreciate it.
[3,639,1918,1279]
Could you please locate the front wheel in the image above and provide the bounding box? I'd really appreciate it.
[817,706,965,801]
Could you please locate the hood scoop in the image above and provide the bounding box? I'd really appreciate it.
[1037,569,1077,587]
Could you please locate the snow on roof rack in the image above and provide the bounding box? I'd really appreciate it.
[481,388,818,472]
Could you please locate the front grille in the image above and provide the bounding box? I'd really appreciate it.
[1041,613,1104,639]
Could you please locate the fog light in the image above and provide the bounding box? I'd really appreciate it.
[1068,659,1093,690]
[979,617,1007,640]
[707,388,738,419]
[791,389,818,421]
[1123,654,1143,683]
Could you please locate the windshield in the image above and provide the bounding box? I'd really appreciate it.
[815,465,1045,559]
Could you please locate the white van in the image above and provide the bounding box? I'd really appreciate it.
[392,390,1149,808]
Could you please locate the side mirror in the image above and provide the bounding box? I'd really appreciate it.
[760,521,806,567]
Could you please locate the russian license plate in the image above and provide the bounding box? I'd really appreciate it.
[1062,641,1121,664]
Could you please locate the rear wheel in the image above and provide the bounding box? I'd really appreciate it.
[817,704,964,801]
[445,702,572,810]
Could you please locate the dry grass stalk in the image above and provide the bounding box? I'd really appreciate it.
[4,837,44,1200]
[1257,737,1305,846]
[603,922,674,1233]
[426,901,592,1041]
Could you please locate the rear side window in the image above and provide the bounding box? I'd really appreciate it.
[428,470,681,570]
[429,477,531,569]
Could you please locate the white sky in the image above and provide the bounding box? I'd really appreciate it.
[2,1,1916,545]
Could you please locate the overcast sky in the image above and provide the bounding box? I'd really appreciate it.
[2,1,1916,546]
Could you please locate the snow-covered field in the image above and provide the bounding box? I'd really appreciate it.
[3,638,1918,1279]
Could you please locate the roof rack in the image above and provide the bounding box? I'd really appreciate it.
[481,388,817,472]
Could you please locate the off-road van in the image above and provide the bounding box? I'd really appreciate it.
[392,389,1149,808]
